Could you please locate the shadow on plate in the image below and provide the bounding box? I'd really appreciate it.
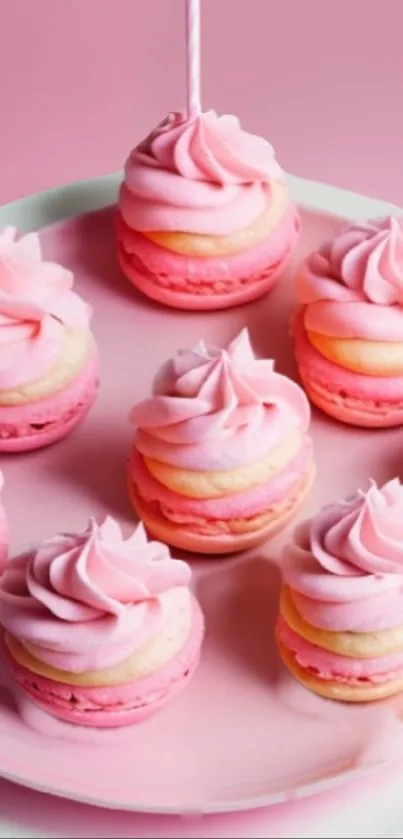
[0,684,18,716]
[49,425,134,521]
[195,554,282,685]
[41,205,139,305]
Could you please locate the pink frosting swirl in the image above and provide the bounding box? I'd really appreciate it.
[132,328,311,470]
[0,517,191,671]
[297,217,403,341]
[0,227,91,389]
[120,111,286,236]
[284,479,403,632]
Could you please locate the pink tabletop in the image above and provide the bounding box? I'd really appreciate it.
[1,0,403,208]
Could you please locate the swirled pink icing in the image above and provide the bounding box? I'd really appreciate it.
[0,227,91,389]
[284,479,403,632]
[120,111,286,236]
[131,328,311,470]
[0,517,191,673]
[297,217,403,342]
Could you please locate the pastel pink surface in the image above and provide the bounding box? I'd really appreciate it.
[3,206,403,815]
[3,0,403,213]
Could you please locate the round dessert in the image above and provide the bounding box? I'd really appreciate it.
[0,517,204,728]
[0,226,98,451]
[276,479,403,702]
[128,328,315,555]
[117,111,299,311]
[294,216,403,427]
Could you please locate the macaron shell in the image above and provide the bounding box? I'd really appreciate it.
[277,638,403,702]
[2,596,204,728]
[280,587,403,659]
[117,206,299,311]
[293,310,403,428]
[303,378,403,428]
[0,351,99,452]
[276,614,403,681]
[117,202,298,280]
[129,438,313,524]
[129,465,315,555]
[118,247,289,311]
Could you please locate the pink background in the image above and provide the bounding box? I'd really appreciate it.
[1,0,403,207]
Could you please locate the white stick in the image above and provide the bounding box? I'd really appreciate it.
[186,0,201,119]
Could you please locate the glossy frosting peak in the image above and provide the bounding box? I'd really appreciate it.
[132,328,310,465]
[120,111,286,236]
[132,111,284,186]
[0,518,191,671]
[284,480,403,632]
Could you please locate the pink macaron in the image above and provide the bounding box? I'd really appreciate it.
[128,329,315,555]
[277,479,403,701]
[294,311,403,427]
[2,597,203,728]
[293,217,403,427]
[0,226,98,452]
[117,111,299,311]
[0,352,99,452]
[0,517,204,728]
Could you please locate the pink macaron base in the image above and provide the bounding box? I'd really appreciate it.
[117,205,299,283]
[116,209,300,312]
[0,351,99,453]
[276,616,403,687]
[1,597,204,729]
[129,440,313,523]
[117,248,291,312]
[293,312,403,428]
[129,465,315,555]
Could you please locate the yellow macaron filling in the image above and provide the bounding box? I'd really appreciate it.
[280,586,403,658]
[142,180,290,257]
[277,637,403,702]
[136,463,313,533]
[307,330,403,376]
[0,328,94,406]
[143,428,302,499]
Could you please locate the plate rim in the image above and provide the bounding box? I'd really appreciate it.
[0,172,402,815]
[0,751,385,815]
[1,171,402,232]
